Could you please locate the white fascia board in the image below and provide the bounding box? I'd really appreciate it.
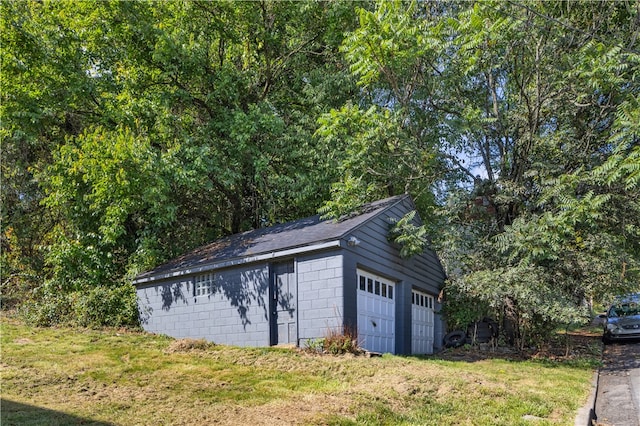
[133,240,343,285]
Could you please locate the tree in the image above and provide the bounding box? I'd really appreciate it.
[2,0,361,325]
[2,0,117,307]
[317,1,445,221]
[3,0,637,338]
[321,0,640,346]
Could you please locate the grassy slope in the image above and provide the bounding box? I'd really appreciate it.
[1,318,598,426]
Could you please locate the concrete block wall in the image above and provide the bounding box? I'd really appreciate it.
[296,252,344,343]
[137,264,271,347]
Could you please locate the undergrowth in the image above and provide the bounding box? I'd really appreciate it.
[305,326,361,355]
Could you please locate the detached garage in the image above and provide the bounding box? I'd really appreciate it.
[134,195,446,354]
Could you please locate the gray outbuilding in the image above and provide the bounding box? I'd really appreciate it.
[134,195,446,354]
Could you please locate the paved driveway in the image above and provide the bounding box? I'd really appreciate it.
[595,340,640,426]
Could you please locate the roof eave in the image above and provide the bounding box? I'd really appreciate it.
[133,239,343,286]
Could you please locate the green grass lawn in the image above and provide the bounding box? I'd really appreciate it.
[1,318,599,425]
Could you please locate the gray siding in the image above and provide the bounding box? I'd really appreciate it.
[351,198,445,294]
[137,252,350,349]
[137,264,271,347]
[342,197,446,354]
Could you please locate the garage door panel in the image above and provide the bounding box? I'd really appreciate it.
[357,270,395,354]
[412,290,434,354]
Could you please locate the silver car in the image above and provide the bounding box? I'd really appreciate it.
[602,295,640,343]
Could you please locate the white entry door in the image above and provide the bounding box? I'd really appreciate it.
[357,270,395,354]
[412,290,434,354]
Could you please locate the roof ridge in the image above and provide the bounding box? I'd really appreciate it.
[335,194,405,221]
[333,193,410,233]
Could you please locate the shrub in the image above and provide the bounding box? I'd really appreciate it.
[19,286,74,327]
[73,284,139,328]
[20,282,139,328]
[322,325,360,355]
[303,338,325,353]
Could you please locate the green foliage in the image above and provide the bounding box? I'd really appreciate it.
[1,227,40,310]
[352,0,640,346]
[41,127,174,291]
[18,287,73,327]
[440,280,490,332]
[387,210,429,259]
[303,337,325,354]
[2,0,361,325]
[72,284,139,328]
[19,282,138,328]
[3,0,639,345]
[1,0,108,297]
[317,174,378,220]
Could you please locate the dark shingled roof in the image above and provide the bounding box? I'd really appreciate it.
[134,195,408,283]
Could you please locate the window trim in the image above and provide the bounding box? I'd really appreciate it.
[194,272,215,297]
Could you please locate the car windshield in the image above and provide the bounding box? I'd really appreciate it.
[608,303,640,318]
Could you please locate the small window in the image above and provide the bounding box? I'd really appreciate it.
[194,272,215,297]
[357,269,395,300]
